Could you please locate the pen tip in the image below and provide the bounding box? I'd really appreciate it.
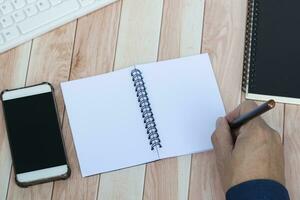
[267,100,276,108]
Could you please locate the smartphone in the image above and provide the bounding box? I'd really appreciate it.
[1,83,70,187]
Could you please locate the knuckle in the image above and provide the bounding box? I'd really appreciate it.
[241,100,258,113]
[211,132,218,144]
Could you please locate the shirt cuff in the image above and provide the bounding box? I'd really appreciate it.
[226,179,290,200]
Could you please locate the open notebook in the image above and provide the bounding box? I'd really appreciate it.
[61,54,225,177]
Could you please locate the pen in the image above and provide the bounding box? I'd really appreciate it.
[229,100,276,129]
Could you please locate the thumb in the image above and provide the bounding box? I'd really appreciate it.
[211,117,233,157]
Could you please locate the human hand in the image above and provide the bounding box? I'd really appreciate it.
[211,101,285,192]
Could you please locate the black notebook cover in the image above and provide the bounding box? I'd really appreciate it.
[243,0,300,104]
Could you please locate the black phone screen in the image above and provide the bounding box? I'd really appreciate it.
[2,91,67,174]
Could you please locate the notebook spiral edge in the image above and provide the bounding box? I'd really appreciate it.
[242,0,258,93]
[131,68,162,152]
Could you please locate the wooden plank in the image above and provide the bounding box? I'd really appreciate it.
[51,2,122,199]
[6,22,76,200]
[189,151,224,200]
[189,0,247,199]
[113,0,163,67]
[284,105,300,200]
[97,0,163,199]
[144,156,193,200]
[143,0,204,200]
[0,43,32,200]
[157,0,204,59]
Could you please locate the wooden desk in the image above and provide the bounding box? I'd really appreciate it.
[0,0,299,199]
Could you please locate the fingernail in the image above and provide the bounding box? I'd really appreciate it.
[216,117,222,127]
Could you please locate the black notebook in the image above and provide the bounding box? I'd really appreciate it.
[243,0,300,104]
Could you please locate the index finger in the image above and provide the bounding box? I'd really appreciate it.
[226,101,258,122]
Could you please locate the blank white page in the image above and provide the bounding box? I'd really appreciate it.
[137,54,225,159]
[61,67,158,177]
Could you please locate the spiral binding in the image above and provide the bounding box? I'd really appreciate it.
[242,0,259,92]
[131,68,162,151]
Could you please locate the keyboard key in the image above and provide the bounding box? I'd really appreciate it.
[3,26,20,41]
[78,0,95,6]
[24,5,38,16]
[0,2,14,14]
[12,11,26,22]
[19,0,80,34]
[36,0,51,11]
[12,0,26,9]
[0,16,13,28]
[49,0,62,6]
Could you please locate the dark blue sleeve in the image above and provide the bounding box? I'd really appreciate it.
[226,179,290,200]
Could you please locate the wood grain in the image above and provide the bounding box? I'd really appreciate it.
[97,0,163,200]
[189,151,224,200]
[157,0,204,59]
[1,0,298,199]
[52,2,122,200]
[0,43,32,200]
[113,0,163,67]
[189,0,247,199]
[284,105,300,200]
[6,22,76,200]
[143,0,204,200]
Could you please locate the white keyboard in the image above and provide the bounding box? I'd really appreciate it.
[0,0,117,53]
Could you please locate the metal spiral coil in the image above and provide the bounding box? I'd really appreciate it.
[242,0,258,92]
[131,68,162,151]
